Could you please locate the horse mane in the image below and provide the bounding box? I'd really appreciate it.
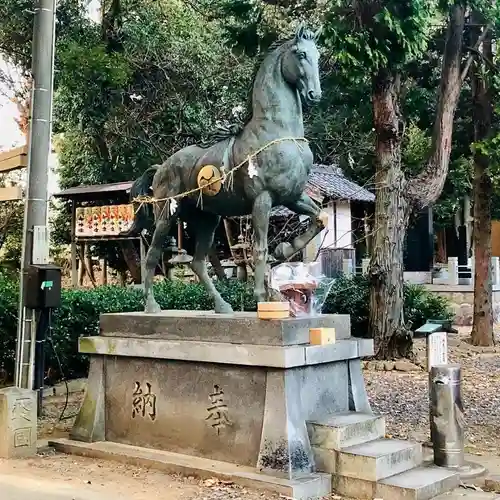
[198,37,288,148]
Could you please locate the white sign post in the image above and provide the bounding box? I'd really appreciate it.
[427,331,448,371]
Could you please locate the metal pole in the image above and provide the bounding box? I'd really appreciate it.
[15,0,56,389]
[429,364,465,468]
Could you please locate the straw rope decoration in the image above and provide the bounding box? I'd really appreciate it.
[132,137,308,212]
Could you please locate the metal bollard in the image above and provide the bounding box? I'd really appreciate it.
[429,364,464,468]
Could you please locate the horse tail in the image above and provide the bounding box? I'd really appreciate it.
[123,165,159,236]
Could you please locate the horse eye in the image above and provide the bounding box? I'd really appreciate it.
[297,52,306,60]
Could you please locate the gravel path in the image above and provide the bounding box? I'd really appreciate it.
[365,331,500,455]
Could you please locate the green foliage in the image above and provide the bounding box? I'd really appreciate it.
[480,59,500,195]
[48,0,254,260]
[54,0,253,185]
[0,272,19,378]
[403,281,454,330]
[323,1,443,77]
[433,156,473,227]
[0,199,24,271]
[0,272,452,380]
[0,0,90,71]
[401,122,431,177]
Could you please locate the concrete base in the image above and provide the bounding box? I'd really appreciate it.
[0,387,37,459]
[452,461,487,480]
[423,448,487,480]
[48,438,332,500]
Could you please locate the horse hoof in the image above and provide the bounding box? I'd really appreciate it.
[274,242,293,261]
[215,301,233,314]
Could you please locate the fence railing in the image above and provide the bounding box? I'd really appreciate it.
[340,256,500,287]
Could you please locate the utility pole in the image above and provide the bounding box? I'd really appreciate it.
[15,0,56,389]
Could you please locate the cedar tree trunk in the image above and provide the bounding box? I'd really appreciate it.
[369,5,466,358]
[471,19,495,346]
[369,71,412,358]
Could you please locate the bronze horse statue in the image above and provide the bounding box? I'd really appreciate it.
[129,25,326,314]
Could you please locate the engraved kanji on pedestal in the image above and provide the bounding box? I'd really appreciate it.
[0,387,37,458]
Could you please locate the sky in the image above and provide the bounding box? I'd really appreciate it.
[0,59,24,151]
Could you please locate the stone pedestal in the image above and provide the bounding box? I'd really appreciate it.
[71,311,371,479]
[57,311,460,500]
[0,387,37,458]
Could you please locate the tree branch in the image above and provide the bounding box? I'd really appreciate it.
[465,45,498,73]
[407,3,466,208]
[460,23,492,83]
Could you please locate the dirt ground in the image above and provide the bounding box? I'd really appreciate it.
[0,450,347,500]
[0,453,201,500]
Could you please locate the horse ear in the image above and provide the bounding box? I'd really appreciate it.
[314,26,323,41]
[295,22,305,42]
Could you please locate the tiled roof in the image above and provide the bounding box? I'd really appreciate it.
[308,164,374,202]
[271,164,374,217]
[54,181,133,199]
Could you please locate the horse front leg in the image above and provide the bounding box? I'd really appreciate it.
[252,191,273,302]
[274,192,327,261]
[144,202,175,313]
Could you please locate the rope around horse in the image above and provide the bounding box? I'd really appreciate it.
[132,136,308,210]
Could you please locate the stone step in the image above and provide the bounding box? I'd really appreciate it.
[307,412,385,451]
[337,438,423,481]
[377,466,460,500]
[436,491,500,500]
[334,465,459,500]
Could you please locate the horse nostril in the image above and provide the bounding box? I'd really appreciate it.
[308,90,320,101]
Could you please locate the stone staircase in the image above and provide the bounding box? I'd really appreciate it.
[307,412,460,500]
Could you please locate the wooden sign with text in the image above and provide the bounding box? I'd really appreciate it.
[0,146,28,174]
[75,204,134,237]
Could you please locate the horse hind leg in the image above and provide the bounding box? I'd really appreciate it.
[144,201,176,313]
[187,210,233,314]
[274,193,326,261]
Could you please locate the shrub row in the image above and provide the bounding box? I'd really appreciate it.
[0,272,452,381]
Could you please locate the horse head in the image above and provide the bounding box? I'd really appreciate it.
[281,24,322,107]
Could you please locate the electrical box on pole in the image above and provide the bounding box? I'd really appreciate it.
[25,264,61,415]
[25,264,62,310]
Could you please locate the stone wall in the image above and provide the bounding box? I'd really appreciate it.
[425,285,500,326]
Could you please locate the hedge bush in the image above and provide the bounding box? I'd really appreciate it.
[325,274,454,338]
[0,272,452,381]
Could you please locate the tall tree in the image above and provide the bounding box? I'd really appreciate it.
[324,2,467,358]
[470,12,495,346]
